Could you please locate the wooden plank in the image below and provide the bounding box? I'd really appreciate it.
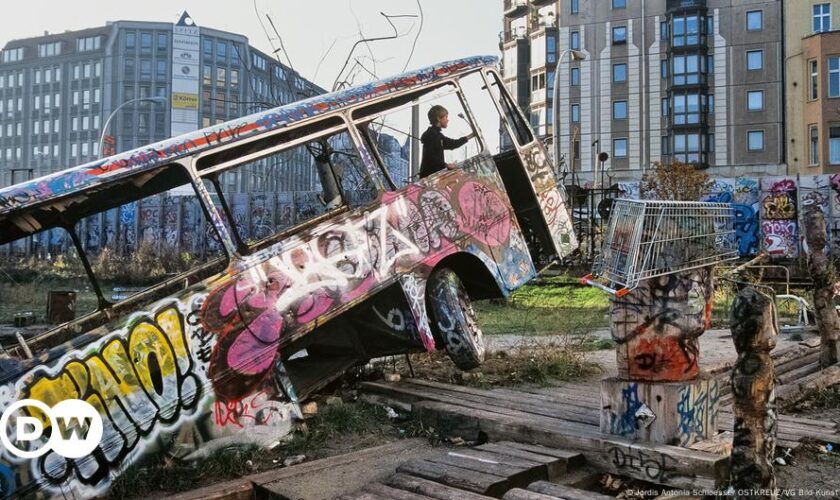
[527,480,615,500]
[385,472,495,500]
[397,459,510,497]
[362,483,437,500]
[497,441,585,467]
[164,479,253,500]
[777,365,840,405]
[777,361,822,385]
[401,379,600,426]
[718,412,840,443]
[502,489,557,500]
[445,449,545,469]
[337,491,386,500]
[475,443,569,479]
[424,453,542,489]
[413,401,726,489]
[363,381,600,437]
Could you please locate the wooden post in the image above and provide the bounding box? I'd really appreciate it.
[729,287,777,499]
[802,206,840,367]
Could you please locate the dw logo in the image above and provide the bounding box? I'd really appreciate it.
[0,399,103,459]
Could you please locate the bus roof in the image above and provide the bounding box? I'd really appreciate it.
[0,55,497,218]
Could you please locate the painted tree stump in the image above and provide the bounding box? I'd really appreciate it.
[730,287,777,498]
[610,268,713,382]
[600,374,720,446]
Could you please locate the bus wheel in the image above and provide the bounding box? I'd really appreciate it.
[427,268,485,370]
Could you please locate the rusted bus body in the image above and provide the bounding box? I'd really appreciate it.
[0,56,576,497]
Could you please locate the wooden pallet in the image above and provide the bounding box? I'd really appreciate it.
[361,379,729,489]
[339,442,594,500]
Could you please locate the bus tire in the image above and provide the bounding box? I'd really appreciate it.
[427,267,485,370]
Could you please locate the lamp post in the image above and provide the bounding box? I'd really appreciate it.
[98,96,167,159]
[552,49,586,179]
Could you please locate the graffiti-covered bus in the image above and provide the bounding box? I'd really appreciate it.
[0,56,575,497]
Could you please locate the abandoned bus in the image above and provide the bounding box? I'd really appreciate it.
[0,56,576,497]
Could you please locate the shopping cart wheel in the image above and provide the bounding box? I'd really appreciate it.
[427,267,485,370]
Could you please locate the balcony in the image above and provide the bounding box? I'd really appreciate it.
[501,26,529,44]
[504,0,528,17]
[531,0,554,5]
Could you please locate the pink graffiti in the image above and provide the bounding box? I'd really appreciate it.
[213,390,280,429]
[761,220,798,257]
[769,178,796,194]
[457,181,511,246]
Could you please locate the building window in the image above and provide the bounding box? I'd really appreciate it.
[217,41,227,61]
[810,125,820,165]
[747,130,764,151]
[672,15,700,46]
[571,67,580,86]
[571,104,580,123]
[203,39,213,58]
[673,94,700,124]
[612,0,626,9]
[613,63,627,82]
[140,60,152,79]
[747,50,763,71]
[814,4,831,33]
[672,54,703,85]
[38,42,61,58]
[707,55,715,73]
[76,36,101,52]
[660,21,668,41]
[708,134,715,152]
[125,32,136,50]
[156,60,167,79]
[612,26,627,44]
[613,100,628,119]
[830,127,840,163]
[157,32,168,50]
[140,32,153,52]
[571,0,579,14]
[661,135,670,155]
[746,10,763,31]
[84,63,91,78]
[707,16,714,35]
[661,97,669,116]
[674,133,701,163]
[1,47,24,63]
[708,93,714,113]
[613,138,628,157]
[571,31,580,50]
[661,59,668,79]
[830,57,840,97]
[747,90,764,111]
[810,60,819,99]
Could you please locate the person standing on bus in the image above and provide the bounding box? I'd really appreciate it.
[419,105,475,179]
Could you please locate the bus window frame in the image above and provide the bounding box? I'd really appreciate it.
[350,80,484,182]
[190,114,385,255]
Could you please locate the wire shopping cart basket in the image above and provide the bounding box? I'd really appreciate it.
[581,199,738,296]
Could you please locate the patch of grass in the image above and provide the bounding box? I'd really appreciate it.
[109,445,262,498]
[801,386,840,410]
[475,303,608,336]
[108,401,397,499]
[283,401,393,456]
[509,282,609,309]
[398,342,598,388]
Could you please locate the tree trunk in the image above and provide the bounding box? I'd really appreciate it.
[803,206,840,367]
[729,287,777,499]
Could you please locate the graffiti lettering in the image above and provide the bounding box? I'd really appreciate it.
[607,445,676,482]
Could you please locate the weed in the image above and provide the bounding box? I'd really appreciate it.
[282,402,392,456]
[109,445,261,498]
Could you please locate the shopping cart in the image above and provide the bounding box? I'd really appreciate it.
[581,199,738,296]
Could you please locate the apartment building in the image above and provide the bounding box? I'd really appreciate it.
[502,0,786,182]
[0,12,323,191]
[785,1,840,174]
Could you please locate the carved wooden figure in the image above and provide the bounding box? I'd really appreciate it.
[803,206,840,367]
[729,287,777,499]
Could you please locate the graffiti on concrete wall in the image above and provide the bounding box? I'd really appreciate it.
[614,174,840,259]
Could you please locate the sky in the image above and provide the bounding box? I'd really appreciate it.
[0,0,503,90]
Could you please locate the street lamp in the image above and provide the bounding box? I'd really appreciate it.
[98,96,167,159]
[552,49,586,183]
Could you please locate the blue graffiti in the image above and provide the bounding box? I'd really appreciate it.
[0,463,16,498]
[611,383,642,436]
[732,203,759,256]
